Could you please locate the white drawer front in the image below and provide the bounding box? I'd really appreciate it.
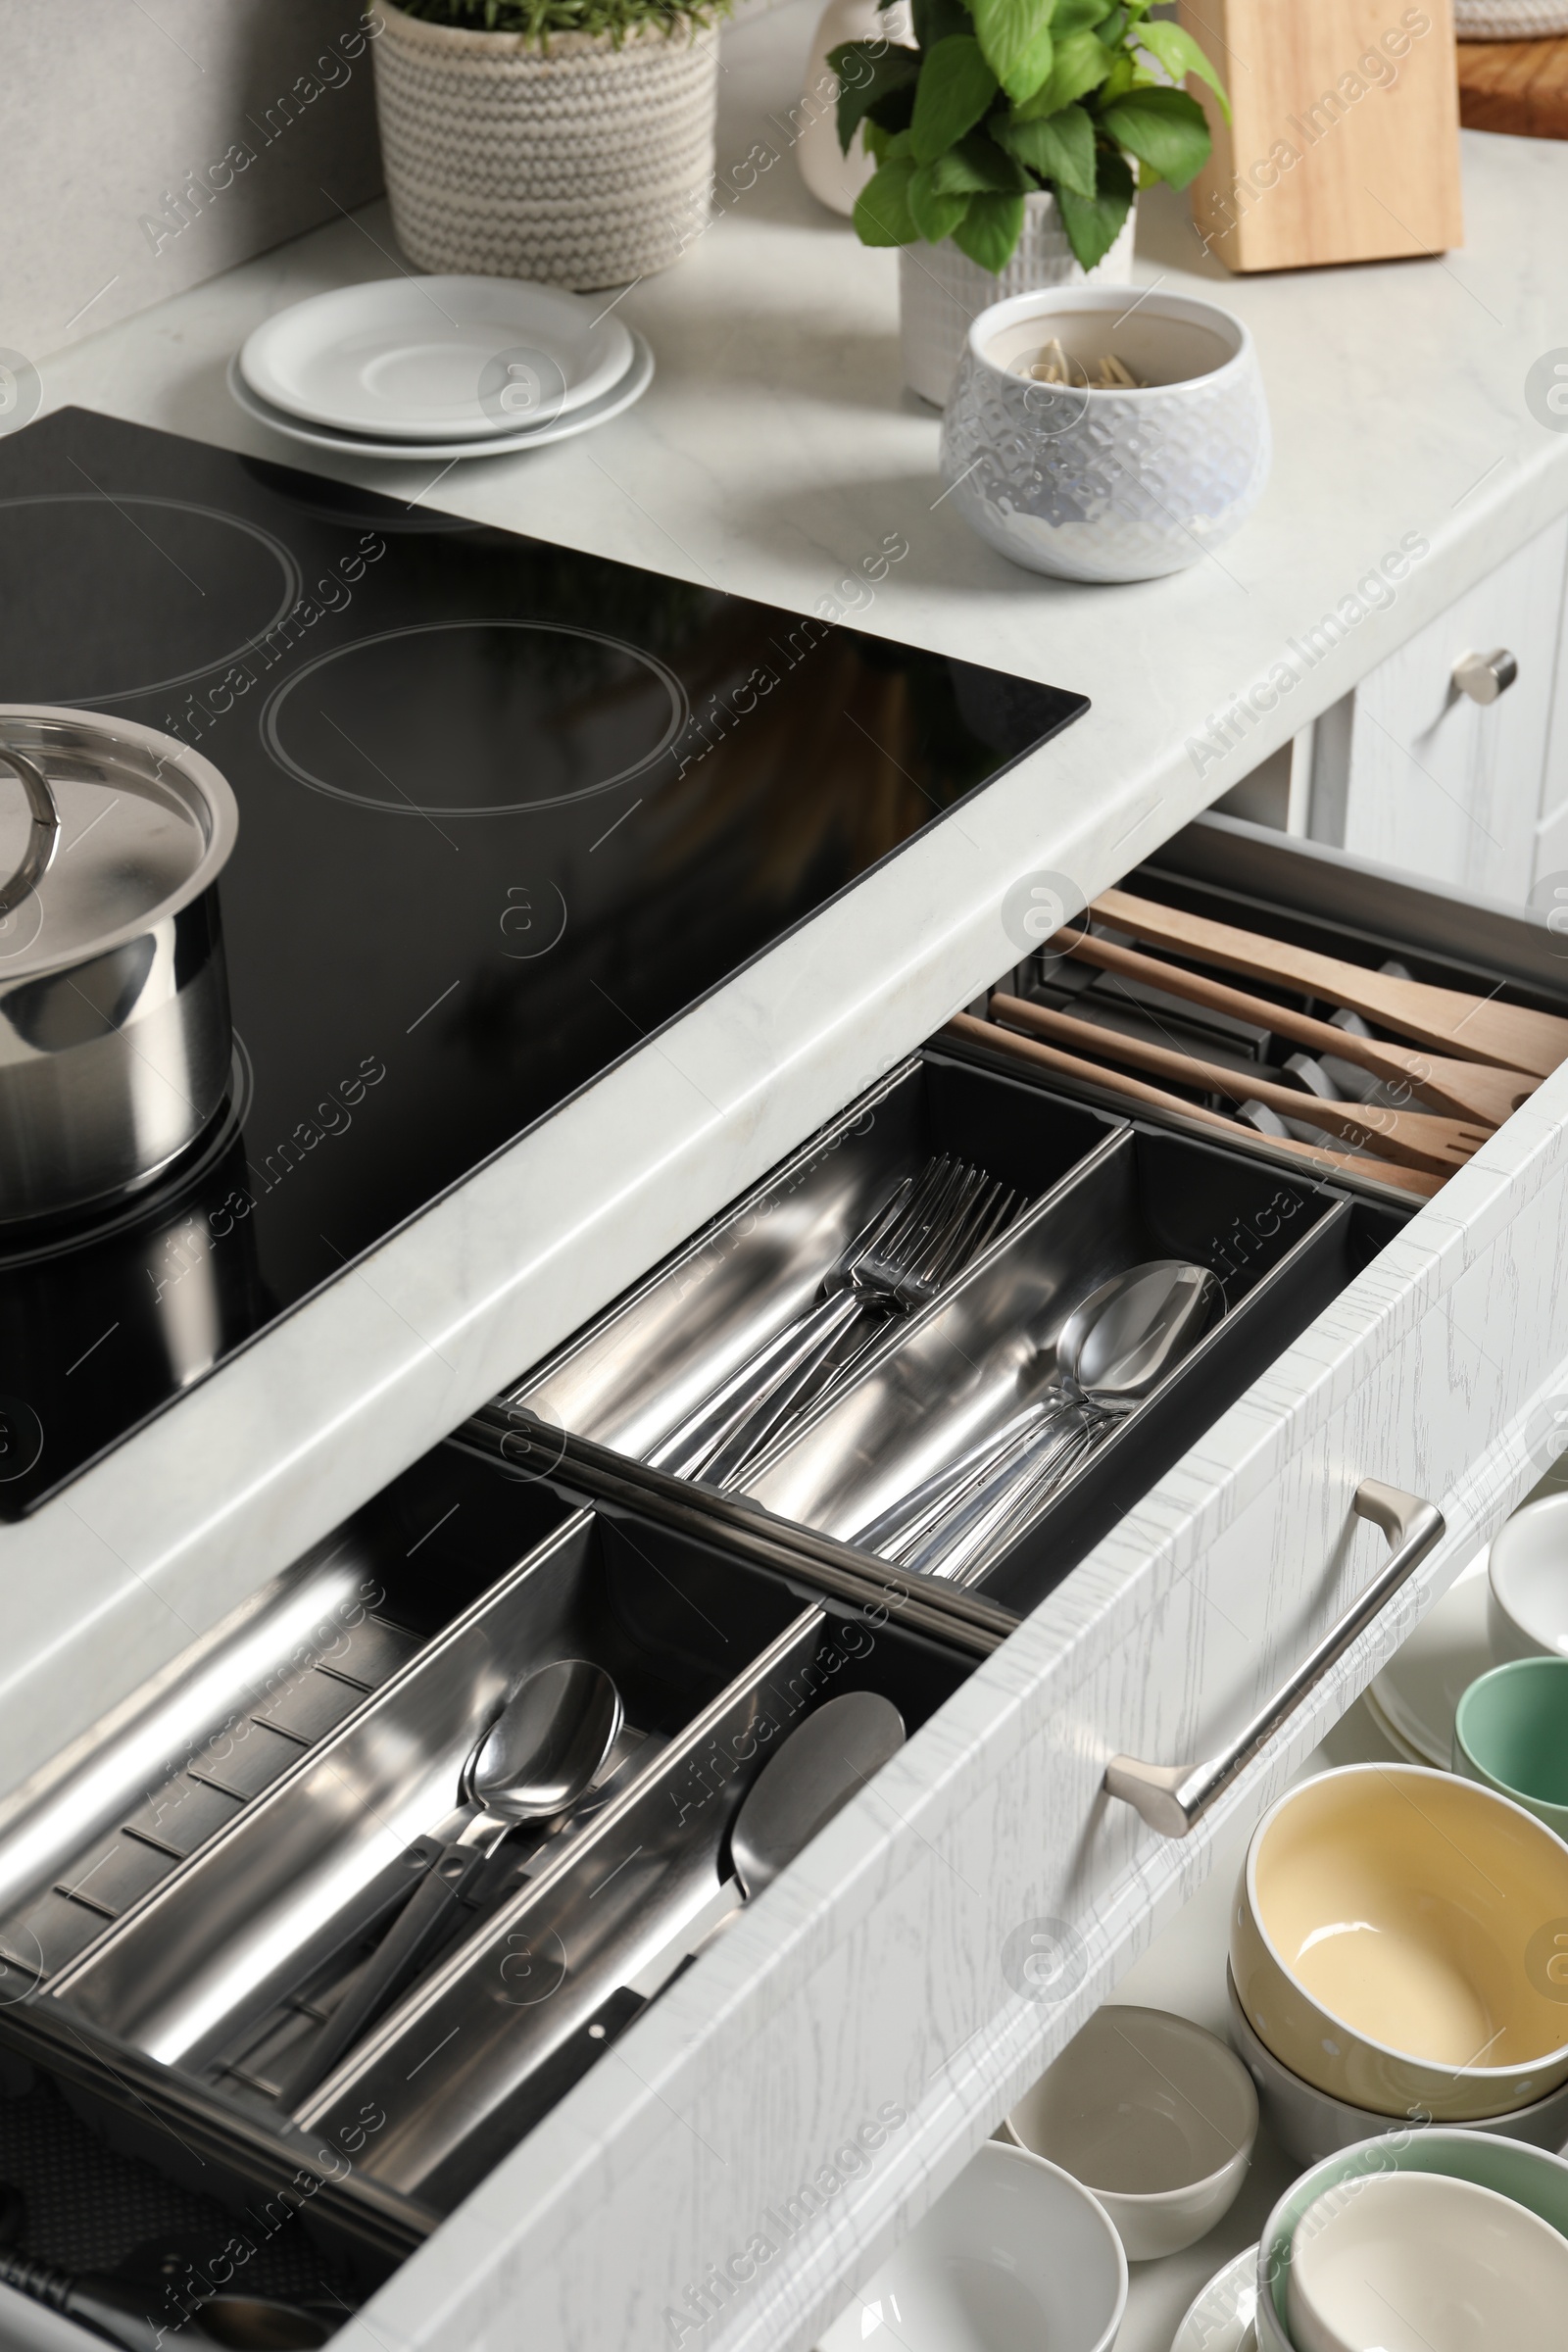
[1331,518,1568,905]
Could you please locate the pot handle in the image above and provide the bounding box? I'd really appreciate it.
[0,744,60,921]
[1103,1479,1446,1838]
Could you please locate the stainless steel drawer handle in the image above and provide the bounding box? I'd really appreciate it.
[1103,1479,1445,1838]
[1452,648,1518,705]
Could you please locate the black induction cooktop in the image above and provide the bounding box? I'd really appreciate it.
[0,407,1087,1518]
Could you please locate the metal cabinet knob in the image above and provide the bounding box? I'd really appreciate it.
[1452,648,1518,704]
[1103,1479,1445,1838]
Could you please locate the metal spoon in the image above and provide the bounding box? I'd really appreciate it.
[729,1690,906,1898]
[856,1259,1221,1578]
[283,1657,622,2105]
[579,1691,909,2028]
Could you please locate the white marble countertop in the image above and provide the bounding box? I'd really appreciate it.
[6,0,1567,1807]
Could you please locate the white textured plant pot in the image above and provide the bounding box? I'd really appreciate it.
[1455,0,1568,32]
[939,286,1270,584]
[373,1,720,290]
[901,188,1136,409]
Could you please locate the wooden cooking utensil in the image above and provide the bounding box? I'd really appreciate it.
[1049,928,1538,1130]
[1093,889,1568,1080]
[945,1015,1444,1200]
[991,996,1486,1176]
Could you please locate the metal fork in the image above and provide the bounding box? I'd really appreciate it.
[650,1157,1020,1486]
[704,1159,1021,1486]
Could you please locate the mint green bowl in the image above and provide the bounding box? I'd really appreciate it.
[1254,2132,1568,2352]
[1454,1657,1568,1839]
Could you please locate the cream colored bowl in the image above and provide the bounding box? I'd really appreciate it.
[1232,1764,1568,2121]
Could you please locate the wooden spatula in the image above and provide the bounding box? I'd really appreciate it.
[945,1014,1445,1200]
[990,996,1487,1175]
[1093,888,1568,1079]
[1050,928,1538,1129]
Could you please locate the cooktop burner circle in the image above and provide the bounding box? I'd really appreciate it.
[260,619,690,816]
[0,494,302,708]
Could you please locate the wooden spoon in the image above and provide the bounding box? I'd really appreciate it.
[945,1015,1445,1199]
[1093,888,1568,1079]
[1049,928,1537,1130]
[991,996,1487,1175]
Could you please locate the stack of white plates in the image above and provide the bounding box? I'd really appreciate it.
[229,275,653,461]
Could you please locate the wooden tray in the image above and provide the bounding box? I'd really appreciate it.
[1458,33,1568,136]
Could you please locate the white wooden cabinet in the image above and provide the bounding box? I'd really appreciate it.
[1298,520,1568,904]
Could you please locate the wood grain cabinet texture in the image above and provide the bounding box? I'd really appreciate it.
[1314,517,1568,905]
[364,849,1568,2352]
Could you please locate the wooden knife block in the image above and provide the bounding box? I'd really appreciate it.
[1175,0,1464,270]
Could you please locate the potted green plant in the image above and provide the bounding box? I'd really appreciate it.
[373,0,733,290]
[830,0,1227,403]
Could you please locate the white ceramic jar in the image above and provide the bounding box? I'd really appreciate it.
[796,0,913,219]
[901,188,1136,408]
[938,284,1270,583]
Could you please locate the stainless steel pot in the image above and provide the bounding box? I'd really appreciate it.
[0,707,239,1224]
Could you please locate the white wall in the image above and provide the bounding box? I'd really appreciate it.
[0,0,383,362]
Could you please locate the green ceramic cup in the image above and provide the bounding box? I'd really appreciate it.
[1453,1657,1568,1838]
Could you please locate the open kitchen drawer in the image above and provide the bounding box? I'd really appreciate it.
[3,812,1568,2352]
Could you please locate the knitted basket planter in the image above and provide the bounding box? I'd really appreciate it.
[1454,0,1568,29]
[372,2,720,289]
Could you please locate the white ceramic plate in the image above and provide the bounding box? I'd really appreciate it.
[239,276,635,439]
[225,333,654,462]
[1370,1546,1492,1765]
[1360,1683,1432,1766]
[1171,2246,1258,2352]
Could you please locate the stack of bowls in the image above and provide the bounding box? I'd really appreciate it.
[1254,2132,1568,2352]
[1229,1764,1568,2162]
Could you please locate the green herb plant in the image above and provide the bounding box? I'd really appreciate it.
[392,0,732,44]
[833,0,1228,274]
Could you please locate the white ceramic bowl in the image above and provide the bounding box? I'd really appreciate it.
[1226,1968,1568,2166]
[1253,2130,1568,2352]
[1286,2168,1568,2352]
[816,2138,1126,2352]
[1004,2004,1256,2259]
[1490,1491,1568,1662]
[937,286,1270,583]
